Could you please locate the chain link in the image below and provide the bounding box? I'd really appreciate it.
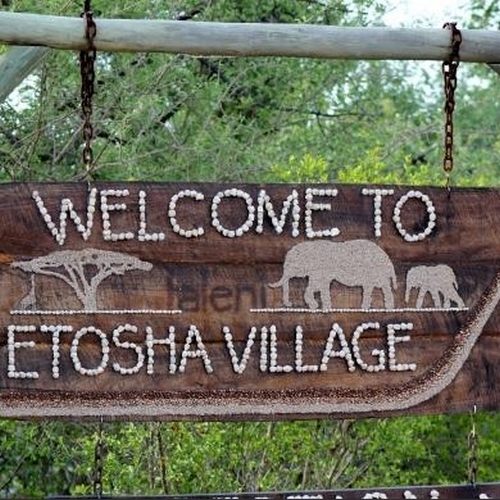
[442,22,462,188]
[93,419,105,498]
[80,0,97,176]
[467,405,478,486]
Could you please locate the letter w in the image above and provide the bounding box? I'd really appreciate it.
[33,188,97,245]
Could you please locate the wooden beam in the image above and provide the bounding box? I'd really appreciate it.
[0,12,500,61]
[488,63,500,76]
[0,46,49,103]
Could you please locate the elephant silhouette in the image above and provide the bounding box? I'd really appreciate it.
[405,264,465,309]
[269,239,397,310]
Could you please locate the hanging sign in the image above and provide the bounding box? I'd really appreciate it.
[48,483,500,500]
[1,182,499,420]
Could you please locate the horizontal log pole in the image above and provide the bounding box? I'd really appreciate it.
[1,12,500,61]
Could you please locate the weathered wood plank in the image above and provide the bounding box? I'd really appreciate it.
[0,12,500,62]
[47,483,500,500]
[1,182,500,420]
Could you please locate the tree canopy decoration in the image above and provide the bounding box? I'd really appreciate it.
[12,248,153,311]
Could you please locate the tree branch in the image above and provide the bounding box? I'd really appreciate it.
[35,268,87,308]
[280,106,370,119]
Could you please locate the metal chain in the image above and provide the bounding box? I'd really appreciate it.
[442,22,462,188]
[80,0,97,176]
[467,405,478,486]
[93,419,105,498]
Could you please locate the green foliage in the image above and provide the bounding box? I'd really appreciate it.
[0,420,364,496]
[3,413,500,497]
[353,411,500,486]
[0,0,444,184]
[266,154,329,183]
[338,146,442,185]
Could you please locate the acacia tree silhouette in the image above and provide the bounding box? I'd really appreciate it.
[12,248,153,311]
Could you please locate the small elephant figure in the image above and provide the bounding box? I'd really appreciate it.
[405,264,465,309]
[269,239,397,310]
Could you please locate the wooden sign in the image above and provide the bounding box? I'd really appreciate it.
[48,483,500,499]
[1,182,500,420]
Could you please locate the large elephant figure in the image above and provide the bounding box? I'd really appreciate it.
[269,239,397,310]
[405,264,465,309]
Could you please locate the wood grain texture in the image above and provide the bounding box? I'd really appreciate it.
[1,182,500,420]
[0,12,500,62]
[48,483,500,500]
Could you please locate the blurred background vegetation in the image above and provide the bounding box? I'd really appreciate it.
[1,0,500,497]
